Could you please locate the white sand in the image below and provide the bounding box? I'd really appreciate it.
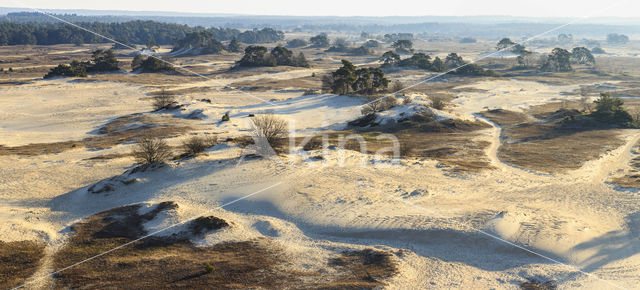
[2,75,640,289]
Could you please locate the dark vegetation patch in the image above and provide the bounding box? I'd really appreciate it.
[0,113,190,156]
[0,240,45,289]
[53,202,397,288]
[292,113,493,172]
[521,279,557,290]
[325,249,397,288]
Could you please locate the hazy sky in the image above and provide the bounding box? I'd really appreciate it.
[4,0,639,17]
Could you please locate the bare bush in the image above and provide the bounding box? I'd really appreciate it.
[152,89,176,111]
[252,114,289,146]
[182,135,217,156]
[429,96,446,110]
[361,99,385,115]
[391,80,405,93]
[132,137,172,164]
[302,137,323,151]
[402,96,413,104]
[382,95,398,109]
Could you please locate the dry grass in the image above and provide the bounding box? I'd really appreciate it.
[0,113,190,156]
[289,119,494,172]
[481,107,626,172]
[0,240,45,289]
[52,202,397,288]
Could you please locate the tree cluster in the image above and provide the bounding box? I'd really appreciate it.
[0,21,284,46]
[131,54,175,72]
[325,38,372,55]
[539,47,595,72]
[171,31,225,54]
[590,93,633,126]
[391,40,413,54]
[324,60,389,95]
[381,51,497,76]
[309,33,330,47]
[383,33,413,43]
[606,33,629,44]
[237,46,309,67]
[286,38,308,48]
[44,49,120,78]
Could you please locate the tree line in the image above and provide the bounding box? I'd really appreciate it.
[0,21,284,46]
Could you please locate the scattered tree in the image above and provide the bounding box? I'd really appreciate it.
[328,60,388,95]
[539,48,572,72]
[133,137,172,165]
[459,37,477,43]
[152,89,176,111]
[309,33,330,47]
[496,38,515,51]
[557,33,573,44]
[571,47,595,65]
[172,31,225,54]
[380,51,400,66]
[238,45,309,67]
[363,39,380,48]
[591,92,632,125]
[44,62,87,78]
[607,33,629,44]
[391,39,413,54]
[444,53,465,69]
[252,114,289,146]
[286,38,307,48]
[227,37,242,52]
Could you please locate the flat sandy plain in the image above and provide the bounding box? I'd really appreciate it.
[2,39,640,289]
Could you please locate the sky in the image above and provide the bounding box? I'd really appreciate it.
[3,0,640,18]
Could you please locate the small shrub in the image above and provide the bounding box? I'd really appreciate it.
[361,99,385,115]
[182,135,217,156]
[391,80,405,93]
[429,96,446,110]
[382,95,398,109]
[132,137,171,164]
[402,96,413,104]
[152,89,176,111]
[204,262,215,273]
[302,137,323,151]
[221,112,230,122]
[252,114,289,146]
[303,89,318,96]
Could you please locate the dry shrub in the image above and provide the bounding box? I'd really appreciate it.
[429,96,446,110]
[302,137,323,151]
[402,96,413,104]
[252,114,289,146]
[182,135,217,156]
[303,89,319,96]
[391,80,405,93]
[382,95,398,109]
[152,89,176,111]
[361,97,396,116]
[132,137,171,164]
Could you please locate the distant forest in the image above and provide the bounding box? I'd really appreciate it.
[0,13,284,46]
